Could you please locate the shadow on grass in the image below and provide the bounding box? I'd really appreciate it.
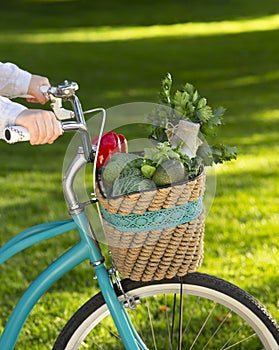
[1,0,279,31]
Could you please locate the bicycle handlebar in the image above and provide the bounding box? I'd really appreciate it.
[5,80,100,163]
[3,120,89,144]
[3,80,84,144]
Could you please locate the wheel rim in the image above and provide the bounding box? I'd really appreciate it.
[63,281,278,349]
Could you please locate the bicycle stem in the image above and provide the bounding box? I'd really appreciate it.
[62,146,87,213]
[67,94,93,161]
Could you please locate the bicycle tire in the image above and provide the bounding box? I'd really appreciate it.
[53,272,279,350]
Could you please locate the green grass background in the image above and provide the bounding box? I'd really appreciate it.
[0,0,278,348]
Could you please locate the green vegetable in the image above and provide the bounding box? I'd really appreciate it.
[101,152,145,195]
[102,152,142,184]
[102,161,125,184]
[152,159,185,186]
[111,170,155,197]
[109,152,139,164]
[146,73,237,178]
[197,143,237,166]
[141,164,156,178]
[144,142,180,165]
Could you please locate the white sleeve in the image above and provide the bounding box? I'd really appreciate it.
[0,62,32,98]
[0,96,27,139]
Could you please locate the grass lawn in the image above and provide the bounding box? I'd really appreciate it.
[0,0,278,348]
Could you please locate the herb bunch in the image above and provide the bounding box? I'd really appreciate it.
[148,73,237,170]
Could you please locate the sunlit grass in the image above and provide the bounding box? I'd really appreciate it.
[0,14,279,44]
[215,70,279,89]
[215,153,279,174]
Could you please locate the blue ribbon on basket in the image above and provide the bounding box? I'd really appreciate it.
[100,196,204,233]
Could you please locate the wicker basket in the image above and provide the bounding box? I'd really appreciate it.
[95,170,206,282]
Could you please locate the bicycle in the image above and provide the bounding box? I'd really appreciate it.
[0,80,278,349]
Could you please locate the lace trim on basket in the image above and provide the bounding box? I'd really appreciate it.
[100,196,204,233]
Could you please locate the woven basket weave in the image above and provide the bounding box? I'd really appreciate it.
[96,170,206,281]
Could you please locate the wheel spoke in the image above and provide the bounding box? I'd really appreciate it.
[189,303,217,350]
[145,297,158,350]
[201,310,233,349]
[163,294,173,350]
[99,322,121,341]
[222,333,258,349]
[170,294,177,347]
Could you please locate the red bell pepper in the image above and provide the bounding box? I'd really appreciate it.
[92,132,127,168]
[118,133,128,153]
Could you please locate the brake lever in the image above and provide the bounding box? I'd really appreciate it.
[40,81,78,120]
[50,97,75,120]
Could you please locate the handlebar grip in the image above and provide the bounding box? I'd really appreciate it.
[4,122,70,144]
[4,126,30,144]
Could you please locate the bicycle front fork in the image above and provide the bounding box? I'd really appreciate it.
[93,263,147,350]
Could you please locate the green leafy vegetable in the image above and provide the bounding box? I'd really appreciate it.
[149,72,237,171]
[144,142,180,165]
[111,169,155,197]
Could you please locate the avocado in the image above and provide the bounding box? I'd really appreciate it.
[152,159,185,186]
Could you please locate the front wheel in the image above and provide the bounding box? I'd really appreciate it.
[53,272,279,349]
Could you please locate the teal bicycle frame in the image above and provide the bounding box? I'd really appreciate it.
[0,82,147,350]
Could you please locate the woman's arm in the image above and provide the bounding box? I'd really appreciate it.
[0,62,31,98]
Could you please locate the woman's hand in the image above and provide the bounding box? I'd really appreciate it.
[15,109,63,145]
[26,75,50,104]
